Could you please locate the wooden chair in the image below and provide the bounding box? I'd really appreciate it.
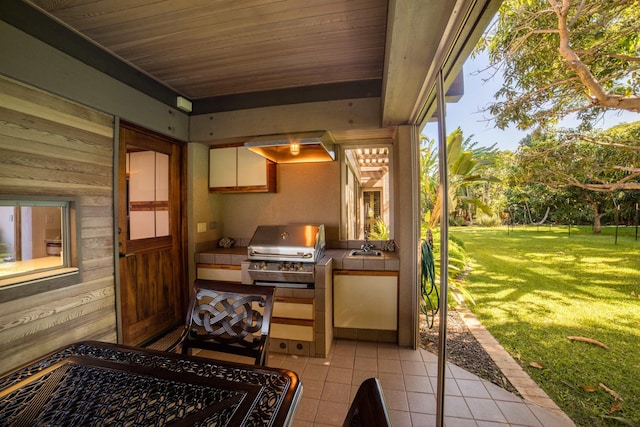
[167,279,275,366]
[343,378,391,427]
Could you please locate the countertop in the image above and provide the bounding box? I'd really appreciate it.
[195,246,248,265]
[325,248,399,271]
[196,246,399,271]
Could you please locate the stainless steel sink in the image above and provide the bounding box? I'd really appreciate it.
[349,249,382,256]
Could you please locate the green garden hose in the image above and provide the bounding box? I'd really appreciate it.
[420,239,439,328]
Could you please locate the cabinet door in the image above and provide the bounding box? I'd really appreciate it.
[209,147,276,192]
[334,271,398,330]
[209,147,237,188]
[237,148,268,187]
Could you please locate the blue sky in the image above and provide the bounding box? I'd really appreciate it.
[422,52,639,151]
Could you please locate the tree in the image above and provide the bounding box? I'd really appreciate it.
[480,0,640,132]
[482,150,517,223]
[425,128,500,228]
[514,122,640,231]
[420,135,439,224]
[518,122,640,190]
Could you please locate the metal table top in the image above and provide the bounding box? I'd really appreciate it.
[0,341,302,427]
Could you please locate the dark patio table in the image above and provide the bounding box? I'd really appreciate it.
[0,340,302,426]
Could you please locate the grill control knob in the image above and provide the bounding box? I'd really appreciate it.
[260,262,267,270]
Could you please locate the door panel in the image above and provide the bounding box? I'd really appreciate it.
[118,122,185,346]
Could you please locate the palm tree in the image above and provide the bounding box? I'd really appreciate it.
[426,128,499,228]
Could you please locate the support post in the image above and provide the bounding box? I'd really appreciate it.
[435,68,449,427]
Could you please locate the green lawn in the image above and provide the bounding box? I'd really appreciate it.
[449,226,640,427]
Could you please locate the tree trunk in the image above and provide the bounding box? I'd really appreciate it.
[591,202,603,234]
[593,214,604,234]
[524,201,533,224]
[536,207,551,225]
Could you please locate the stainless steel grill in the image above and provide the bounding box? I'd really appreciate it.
[246,224,325,288]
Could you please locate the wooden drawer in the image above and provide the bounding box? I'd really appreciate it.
[271,299,314,342]
[273,297,314,320]
[271,322,314,342]
[196,263,241,282]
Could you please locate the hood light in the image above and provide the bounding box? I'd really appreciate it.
[244,131,335,163]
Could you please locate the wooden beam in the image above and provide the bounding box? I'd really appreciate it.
[190,98,381,141]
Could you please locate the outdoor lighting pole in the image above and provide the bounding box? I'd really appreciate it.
[636,203,638,240]
[615,204,620,245]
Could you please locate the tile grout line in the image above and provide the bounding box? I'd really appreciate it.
[455,305,576,426]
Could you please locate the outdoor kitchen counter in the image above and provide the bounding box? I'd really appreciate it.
[195,247,399,352]
[329,249,400,343]
[195,247,399,271]
[325,249,399,271]
[195,246,248,265]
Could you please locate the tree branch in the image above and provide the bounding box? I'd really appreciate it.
[567,134,640,151]
[550,0,640,111]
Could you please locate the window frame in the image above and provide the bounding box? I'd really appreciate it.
[0,195,81,300]
[339,143,394,240]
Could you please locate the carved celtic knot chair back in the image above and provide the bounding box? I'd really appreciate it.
[168,279,275,366]
[343,378,391,427]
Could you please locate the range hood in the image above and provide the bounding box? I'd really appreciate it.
[244,131,335,163]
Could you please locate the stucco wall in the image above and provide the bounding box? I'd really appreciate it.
[216,161,341,240]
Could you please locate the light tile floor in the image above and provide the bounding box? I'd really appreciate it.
[151,322,575,426]
[261,339,576,427]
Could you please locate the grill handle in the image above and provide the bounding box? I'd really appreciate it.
[248,251,313,259]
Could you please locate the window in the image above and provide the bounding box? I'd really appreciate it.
[0,197,78,286]
[340,145,392,240]
[363,190,382,234]
[126,148,169,240]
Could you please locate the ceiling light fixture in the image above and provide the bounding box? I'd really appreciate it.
[244,131,335,163]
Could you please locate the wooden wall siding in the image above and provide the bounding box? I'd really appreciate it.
[0,74,116,374]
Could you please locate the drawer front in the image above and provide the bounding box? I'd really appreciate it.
[271,323,314,342]
[273,299,314,320]
[197,264,242,282]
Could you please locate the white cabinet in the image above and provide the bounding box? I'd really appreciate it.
[333,270,398,330]
[208,147,237,188]
[237,148,269,187]
[209,146,276,192]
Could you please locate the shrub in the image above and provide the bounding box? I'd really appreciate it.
[368,218,390,240]
[475,213,502,227]
[427,229,474,307]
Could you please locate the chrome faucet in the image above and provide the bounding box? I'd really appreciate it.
[361,231,373,252]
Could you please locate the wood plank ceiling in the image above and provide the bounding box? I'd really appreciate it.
[27,0,388,100]
[16,0,499,134]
